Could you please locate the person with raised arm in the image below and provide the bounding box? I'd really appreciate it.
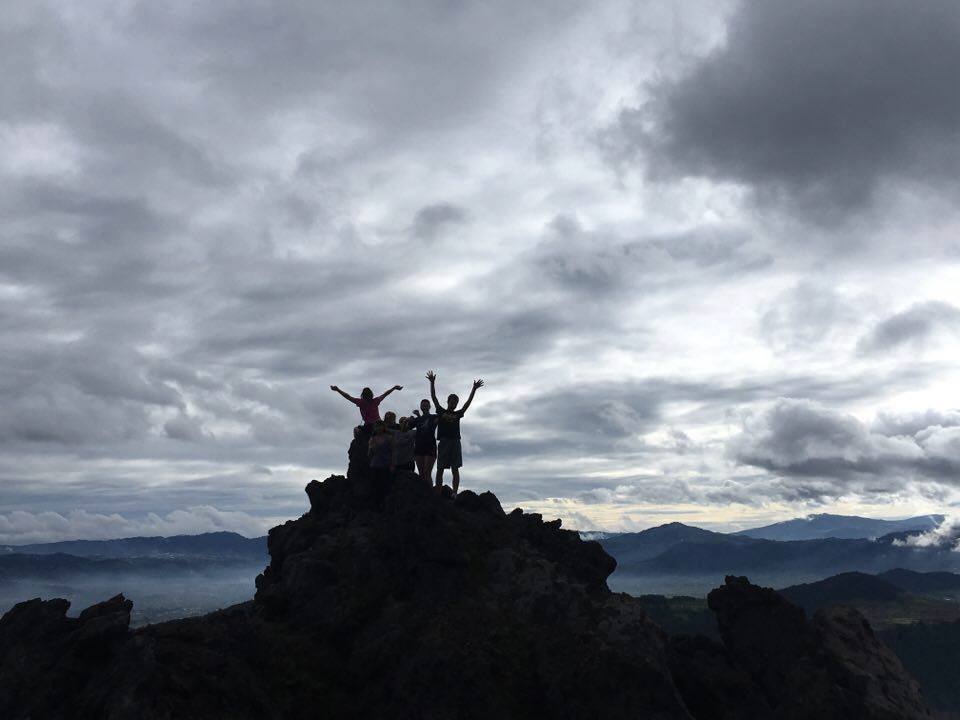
[331,384,403,428]
[426,370,483,495]
[409,399,438,485]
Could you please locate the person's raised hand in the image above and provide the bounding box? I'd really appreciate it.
[413,409,421,417]
[394,384,403,391]
[330,385,339,392]
[473,379,485,389]
[426,370,436,382]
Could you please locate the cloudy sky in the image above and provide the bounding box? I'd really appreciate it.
[2,0,960,543]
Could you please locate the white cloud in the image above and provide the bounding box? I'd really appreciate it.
[894,515,960,552]
[0,507,270,545]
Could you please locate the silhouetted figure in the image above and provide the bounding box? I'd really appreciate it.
[427,370,483,494]
[347,424,372,481]
[393,416,418,473]
[367,412,398,504]
[331,384,402,427]
[409,399,438,484]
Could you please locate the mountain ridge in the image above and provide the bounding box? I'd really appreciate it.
[2,531,267,559]
[735,513,944,541]
[603,520,960,591]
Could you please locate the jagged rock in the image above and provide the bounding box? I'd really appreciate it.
[0,594,133,718]
[665,633,772,720]
[813,605,930,719]
[708,575,930,719]
[0,474,933,719]
[253,471,687,718]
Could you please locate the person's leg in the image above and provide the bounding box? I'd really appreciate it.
[451,467,460,494]
[415,455,426,481]
[435,440,447,489]
[424,454,436,485]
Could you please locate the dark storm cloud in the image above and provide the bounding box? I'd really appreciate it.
[476,383,664,450]
[470,368,933,472]
[532,214,770,295]
[730,398,960,500]
[196,298,563,378]
[608,0,960,217]
[857,301,960,354]
[0,340,184,448]
[410,203,469,241]
[164,415,214,443]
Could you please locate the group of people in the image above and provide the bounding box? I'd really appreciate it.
[331,371,484,494]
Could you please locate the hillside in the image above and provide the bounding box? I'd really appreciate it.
[882,621,960,716]
[879,569,960,598]
[779,572,905,612]
[0,471,931,719]
[736,514,944,541]
[0,552,262,579]
[2,531,267,560]
[600,521,749,564]
[603,521,960,594]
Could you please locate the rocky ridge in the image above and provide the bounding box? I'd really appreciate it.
[0,467,932,719]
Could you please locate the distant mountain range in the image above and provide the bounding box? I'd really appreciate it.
[734,513,944,541]
[777,569,960,629]
[601,519,960,594]
[0,533,269,626]
[5,513,940,559]
[0,552,265,581]
[1,531,267,560]
[5,517,952,600]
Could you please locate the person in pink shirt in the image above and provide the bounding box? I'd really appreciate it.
[331,384,403,426]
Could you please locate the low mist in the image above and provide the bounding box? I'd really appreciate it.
[0,565,265,626]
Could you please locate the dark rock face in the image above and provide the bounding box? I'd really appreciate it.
[705,575,930,720]
[0,473,932,719]
[0,594,133,718]
[255,471,684,719]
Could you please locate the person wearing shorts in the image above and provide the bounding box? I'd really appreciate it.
[426,370,483,494]
[409,399,438,484]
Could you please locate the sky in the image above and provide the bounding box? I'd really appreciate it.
[2,0,960,543]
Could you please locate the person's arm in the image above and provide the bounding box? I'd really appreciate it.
[376,384,403,402]
[426,370,442,411]
[331,385,358,404]
[459,379,484,414]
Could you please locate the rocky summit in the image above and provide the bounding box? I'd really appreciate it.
[0,469,932,719]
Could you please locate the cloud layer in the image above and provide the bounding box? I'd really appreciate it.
[1,0,959,539]
[610,0,960,217]
[0,507,269,545]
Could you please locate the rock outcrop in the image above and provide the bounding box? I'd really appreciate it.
[705,575,929,719]
[0,470,932,719]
